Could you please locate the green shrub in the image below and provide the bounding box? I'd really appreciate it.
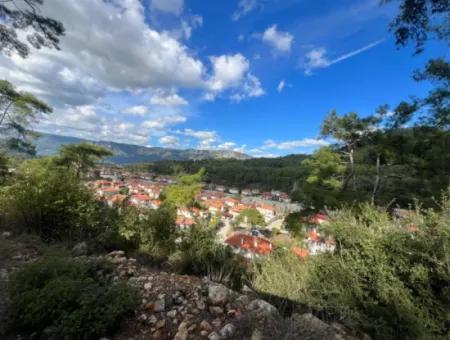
[0,158,111,242]
[253,199,450,340]
[8,255,139,339]
[174,226,247,290]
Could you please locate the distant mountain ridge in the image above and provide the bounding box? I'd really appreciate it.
[35,133,251,164]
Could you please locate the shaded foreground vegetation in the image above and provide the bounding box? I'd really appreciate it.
[0,154,449,339]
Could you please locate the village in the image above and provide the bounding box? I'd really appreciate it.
[88,166,336,261]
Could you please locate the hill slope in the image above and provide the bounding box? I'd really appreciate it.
[35,133,250,164]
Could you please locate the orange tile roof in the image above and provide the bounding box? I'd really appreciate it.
[225,233,272,256]
[130,194,150,201]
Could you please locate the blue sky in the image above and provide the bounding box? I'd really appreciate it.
[0,0,445,157]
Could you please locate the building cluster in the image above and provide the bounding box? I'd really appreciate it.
[88,168,335,261]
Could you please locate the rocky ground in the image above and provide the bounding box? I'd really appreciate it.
[0,234,370,340]
[106,250,369,340]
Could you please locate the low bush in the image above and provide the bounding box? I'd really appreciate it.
[174,226,247,290]
[8,255,139,339]
[253,199,450,340]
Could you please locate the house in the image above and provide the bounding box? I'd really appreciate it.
[308,213,329,225]
[224,197,239,208]
[230,204,250,220]
[129,194,151,208]
[306,228,336,255]
[177,208,193,218]
[251,189,260,195]
[98,186,120,198]
[149,200,161,210]
[216,185,226,192]
[176,216,195,229]
[257,203,276,222]
[261,192,273,200]
[106,194,126,207]
[241,189,252,196]
[225,232,273,259]
[204,199,224,214]
[229,188,239,195]
[279,192,291,203]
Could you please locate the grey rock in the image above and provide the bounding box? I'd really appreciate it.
[208,331,222,340]
[209,306,224,315]
[219,323,236,339]
[247,299,278,316]
[167,309,177,318]
[208,283,232,305]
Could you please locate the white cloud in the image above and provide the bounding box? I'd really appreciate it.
[206,54,264,101]
[150,89,188,106]
[218,142,247,153]
[232,0,260,21]
[277,80,286,93]
[218,142,237,150]
[304,39,384,75]
[248,148,278,158]
[150,0,184,16]
[36,105,149,145]
[262,25,293,53]
[141,114,187,130]
[123,105,148,116]
[263,138,329,150]
[0,0,205,107]
[159,135,179,147]
[179,128,218,150]
[180,15,203,40]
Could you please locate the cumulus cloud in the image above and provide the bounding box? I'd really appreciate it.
[206,54,264,101]
[262,25,293,53]
[150,89,188,106]
[141,114,187,130]
[304,39,384,75]
[263,138,329,150]
[150,0,184,16]
[37,105,149,145]
[232,0,260,21]
[123,105,148,116]
[179,128,218,149]
[277,80,286,93]
[0,0,205,107]
[159,135,179,147]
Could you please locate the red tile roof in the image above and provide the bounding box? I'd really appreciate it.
[225,233,272,256]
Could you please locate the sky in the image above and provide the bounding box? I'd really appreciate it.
[0,0,445,157]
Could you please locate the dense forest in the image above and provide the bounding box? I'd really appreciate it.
[127,154,308,192]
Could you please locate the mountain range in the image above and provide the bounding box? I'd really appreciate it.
[34,133,251,164]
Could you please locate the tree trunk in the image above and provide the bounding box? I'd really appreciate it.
[371,154,381,205]
[349,147,356,191]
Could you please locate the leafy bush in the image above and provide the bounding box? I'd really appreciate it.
[0,158,111,242]
[8,255,139,339]
[174,226,247,289]
[253,198,450,339]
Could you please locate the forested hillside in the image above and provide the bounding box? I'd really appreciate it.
[127,154,308,192]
